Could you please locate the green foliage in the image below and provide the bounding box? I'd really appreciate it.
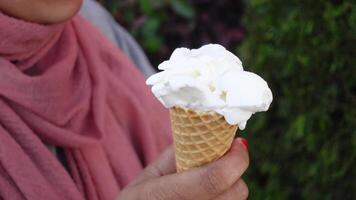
[239,0,356,199]
[100,0,245,67]
[99,0,355,198]
[170,0,195,19]
[100,0,195,54]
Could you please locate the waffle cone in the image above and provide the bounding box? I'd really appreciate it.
[170,107,238,172]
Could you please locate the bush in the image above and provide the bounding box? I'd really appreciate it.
[99,0,245,66]
[100,0,355,199]
[240,0,356,199]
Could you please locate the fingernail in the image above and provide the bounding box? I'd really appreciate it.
[237,138,248,151]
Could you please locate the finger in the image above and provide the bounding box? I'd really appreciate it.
[131,145,176,185]
[140,139,249,200]
[214,179,249,200]
[143,145,177,176]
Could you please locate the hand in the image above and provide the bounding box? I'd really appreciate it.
[118,138,249,200]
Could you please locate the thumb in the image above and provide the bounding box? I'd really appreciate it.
[129,145,176,186]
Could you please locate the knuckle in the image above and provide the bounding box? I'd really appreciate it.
[169,182,189,200]
[141,181,186,200]
[233,151,249,174]
[201,166,230,194]
[117,187,134,200]
[240,154,250,171]
[142,166,159,178]
[241,186,249,199]
[141,183,165,200]
[223,147,250,181]
[150,186,168,200]
[238,181,249,200]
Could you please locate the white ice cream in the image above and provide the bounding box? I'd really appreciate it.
[146,44,273,130]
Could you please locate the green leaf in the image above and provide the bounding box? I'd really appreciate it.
[141,17,162,52]
[139,0,153,14]
[141,17,160,36]
[143,36,162,52]
[170,0,195,19]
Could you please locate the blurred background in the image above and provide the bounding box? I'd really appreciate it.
[97,0,355,199]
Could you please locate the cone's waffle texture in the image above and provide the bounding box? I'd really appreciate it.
[170,107,238,172]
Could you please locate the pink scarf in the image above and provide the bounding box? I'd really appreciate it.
[0,12,172,200]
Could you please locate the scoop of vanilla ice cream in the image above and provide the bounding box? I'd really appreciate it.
[146,44,272,130]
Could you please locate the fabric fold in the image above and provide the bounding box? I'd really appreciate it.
[0,10,172,200]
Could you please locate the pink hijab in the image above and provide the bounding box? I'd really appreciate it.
[0,12,172,200]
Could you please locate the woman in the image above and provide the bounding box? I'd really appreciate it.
[0,0,249,199]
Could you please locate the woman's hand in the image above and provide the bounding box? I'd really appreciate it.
[118,138,249,200]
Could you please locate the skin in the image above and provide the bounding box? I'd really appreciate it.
[118,138,249,200]
[0,0,83,24]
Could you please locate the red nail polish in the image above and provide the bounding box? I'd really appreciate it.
[238,138,249,151]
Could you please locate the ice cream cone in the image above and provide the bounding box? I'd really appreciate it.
[170,106,238,172]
